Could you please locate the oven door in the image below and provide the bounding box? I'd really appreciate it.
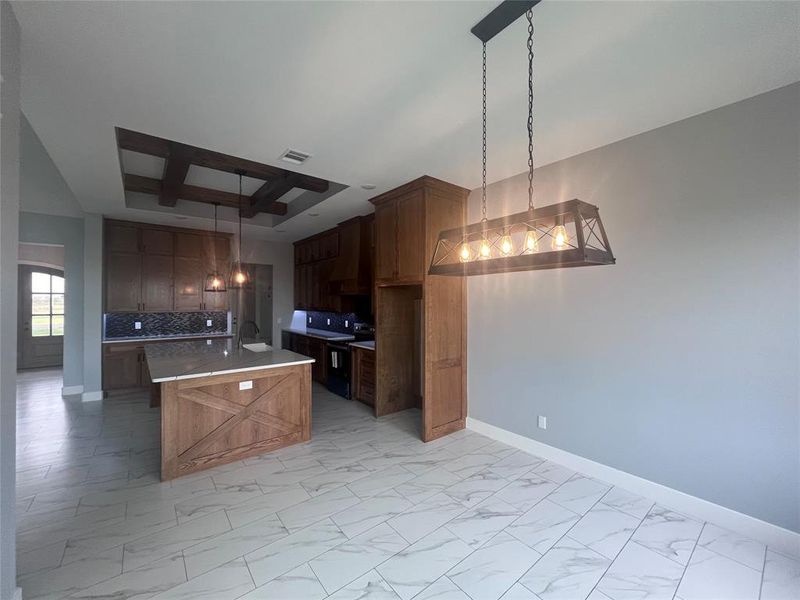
[326,343,351,399]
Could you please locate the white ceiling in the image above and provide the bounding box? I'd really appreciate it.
[12,1,800,242]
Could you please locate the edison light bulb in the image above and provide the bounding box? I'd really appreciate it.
[459,243,472,263]
[478,238,491,259]
[552,225,569,250]
[499,233,513,256]
[211,277,221,289]
[234,271,246,284]
[523,229,539,253]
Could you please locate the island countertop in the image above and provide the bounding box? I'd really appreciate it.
[145,338,314,383]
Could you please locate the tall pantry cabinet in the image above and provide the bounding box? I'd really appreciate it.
[370,176,469,442]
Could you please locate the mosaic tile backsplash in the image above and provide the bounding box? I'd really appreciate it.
[305,311,360,334]
[104,311,230,340]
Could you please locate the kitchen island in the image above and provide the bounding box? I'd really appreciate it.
[145,338,314,480]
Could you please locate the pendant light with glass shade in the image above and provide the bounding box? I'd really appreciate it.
[229,170,251,288]
[204,202,227,293]
[428,0,615,276]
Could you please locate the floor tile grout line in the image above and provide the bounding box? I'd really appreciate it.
[757,543,768,600]
[670,520,705,600]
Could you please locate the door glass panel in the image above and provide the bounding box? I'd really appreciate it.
[32,272,51,293]
[52,294,65,315]
[29,272,64,337]
[32,294,51,315]
[31,315,51,337]
[51,315,64,336]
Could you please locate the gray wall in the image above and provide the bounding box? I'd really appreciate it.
[18,213,85,389]
[467,83,800,532]
[0,2,21,596]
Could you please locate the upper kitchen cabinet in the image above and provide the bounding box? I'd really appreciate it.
[370,179,436,284]
[104,220,231,313]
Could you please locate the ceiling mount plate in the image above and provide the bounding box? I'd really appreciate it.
[470,0,541,44]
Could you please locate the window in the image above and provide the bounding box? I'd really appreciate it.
[31,272,64,337]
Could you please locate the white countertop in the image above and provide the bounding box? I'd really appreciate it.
[103,332,232,345]
[283,327,355,342]
[350,340,375,351]
[145,338,314,383]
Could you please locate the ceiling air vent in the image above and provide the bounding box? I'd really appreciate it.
[279,149,312,165]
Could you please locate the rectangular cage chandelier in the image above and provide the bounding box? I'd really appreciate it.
[428,0,615,277]
[429,199,614,276]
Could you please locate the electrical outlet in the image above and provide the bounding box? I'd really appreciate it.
[206,339,212,345]
[239,380,253,391]
[308,316,312,324]
[206,319,212,327]
[327,318,331,326]
[134,321,142,330]
[345,320,349,328]
[538,415,547,430]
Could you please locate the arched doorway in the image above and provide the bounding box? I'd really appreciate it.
[17,265,65,369]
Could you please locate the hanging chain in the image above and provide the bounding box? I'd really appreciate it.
[481,42,487,223]
[526,9,534,212]
[238,173,243,261]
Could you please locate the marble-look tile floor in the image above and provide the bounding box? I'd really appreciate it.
[15,369,800,600]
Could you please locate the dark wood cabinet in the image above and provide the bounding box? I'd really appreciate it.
[102,343,145,391]
[141,254,174,311]
[293,229,341,312]
[281,332,327,384]
[104,220,231,313]
[351,346,375,407]
[106,252,143,312]
[370,176,469,442]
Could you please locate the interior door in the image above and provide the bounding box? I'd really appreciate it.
[18,266,65,369]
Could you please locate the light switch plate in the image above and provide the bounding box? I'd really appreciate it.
[538,415,547,430]
[134,322,142,330]
[206,319,213,327]
[239,380,253,391]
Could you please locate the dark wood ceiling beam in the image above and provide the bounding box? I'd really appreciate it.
[242,174,301,219]
[124,174,288,216]
[116,127,330,193]
[159,144,191,207]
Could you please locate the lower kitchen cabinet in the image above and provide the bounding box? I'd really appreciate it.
[351,346,375,407]
[281,332,327,384]
[102,343,147,391]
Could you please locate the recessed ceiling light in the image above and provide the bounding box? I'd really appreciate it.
[361,184,376,190]
[308,213,319,217]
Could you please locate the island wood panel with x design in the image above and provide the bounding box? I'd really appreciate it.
[160,364,312,480]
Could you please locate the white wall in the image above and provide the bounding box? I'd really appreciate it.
[241,238,294,347]
[0,2,21,596]
[467,83,800,533]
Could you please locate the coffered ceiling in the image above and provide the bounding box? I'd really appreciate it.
[12,1,800,241]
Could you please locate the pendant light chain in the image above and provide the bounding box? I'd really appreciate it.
[238,173,243,263]
[481,42,487,223]
[526,9,534,212]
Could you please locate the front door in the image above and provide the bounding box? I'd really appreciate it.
[18,265,65,369]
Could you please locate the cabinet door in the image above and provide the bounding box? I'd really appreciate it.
[106,252,142,312]
[308,339,326,382]
[294,266,304,309]
[141,229,173,255]
[174,256,204,311]
[358,350,375,406]
[396,190,425,281]
[203,260,229,310]
[204,236,230,263]
[175,233,204,257]
[103,345,142,390]
[106,223,140,253]
[374,201,397,281]
[141,255,174,311]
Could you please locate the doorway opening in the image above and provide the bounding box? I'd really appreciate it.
[17,264,65,370]
[230,263,274,346]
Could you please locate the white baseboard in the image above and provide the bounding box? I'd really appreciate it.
[467,417,800,559]
[81,390,103,402]
[61,385,83,397]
